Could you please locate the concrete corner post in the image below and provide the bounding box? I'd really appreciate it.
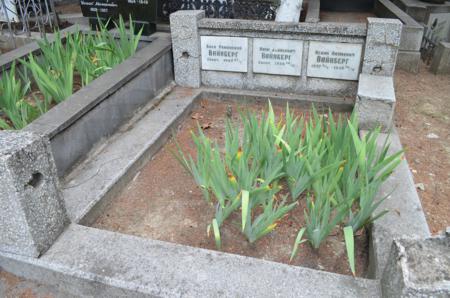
[381,233,450,297]
[355,74,396,131]
[357,18,402,130]
[0,131,69,258]
[362,18,402,77]
[170,10,205,88]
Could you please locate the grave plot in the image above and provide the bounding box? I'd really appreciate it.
[0,1,448,297]
[0,18,142,130]
[93,100,372,277]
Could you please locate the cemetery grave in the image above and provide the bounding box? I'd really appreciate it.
[93,100,373,277]
[0,17,143,130]
[0,0,449,297]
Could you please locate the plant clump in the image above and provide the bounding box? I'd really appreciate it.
[0,16,142,130]
[175,102,403,275]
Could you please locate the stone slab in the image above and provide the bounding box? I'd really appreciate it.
[253,38,303,76]
[366,130,430,279]
[201,35,248,72]
[201,69,359,97]
[381,234,450,297]
[307,41,363,80]
[198,18,368,37]
[0,132,68,258]
[355,74,396,131]
[0,224,381,297]
[201,87,354,111]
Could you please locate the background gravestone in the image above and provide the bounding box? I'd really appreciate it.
[79,0,157,35]
[123,0,157,35]
[80,0,120,29]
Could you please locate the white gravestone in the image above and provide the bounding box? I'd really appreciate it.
[0,0,19,22]
[307,41,363,81]
[201,36,248,72]
[253,38,303,76]
[275,0,303,23]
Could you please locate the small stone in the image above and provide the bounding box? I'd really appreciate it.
[415,183,425,191]
[426,133,439,139]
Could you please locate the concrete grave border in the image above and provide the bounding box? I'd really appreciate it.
[0,13,435,297]
[1,81,430,296]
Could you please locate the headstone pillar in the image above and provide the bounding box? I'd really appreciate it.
[356,18,402,131]
[170,10,205,88]
[0,131,69,258]
[362,18,402,76]
[355,74,396,131]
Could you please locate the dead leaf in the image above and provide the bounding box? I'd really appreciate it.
[355,229,364,237]
[191,112,203,120]
[201,122,212,130]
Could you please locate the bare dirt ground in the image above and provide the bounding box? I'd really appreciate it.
[394,62,450,235]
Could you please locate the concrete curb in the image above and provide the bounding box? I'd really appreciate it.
[364,129,430,279]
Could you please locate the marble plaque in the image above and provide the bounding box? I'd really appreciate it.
[201,36,248,72]
[253,38,303,76]
[307,41,363,81]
